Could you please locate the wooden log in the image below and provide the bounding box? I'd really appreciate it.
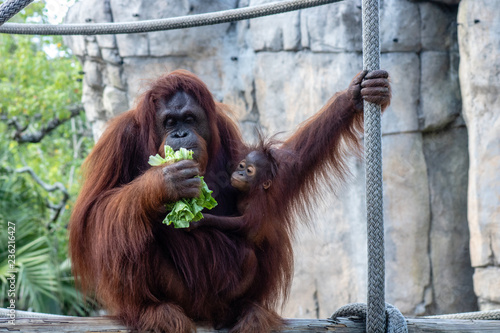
[1,316,500,332]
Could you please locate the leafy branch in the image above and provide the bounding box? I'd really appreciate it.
[3,104,84,143]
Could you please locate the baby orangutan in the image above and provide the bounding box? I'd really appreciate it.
[188,142,278,303]
[190,142,278,232]
[231,150,275,214]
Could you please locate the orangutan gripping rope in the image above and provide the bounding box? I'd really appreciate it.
[69,69,390,332]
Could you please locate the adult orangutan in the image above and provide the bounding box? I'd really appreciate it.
[69,69,390,332]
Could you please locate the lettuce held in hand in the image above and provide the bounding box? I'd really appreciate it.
[148,145,217,228]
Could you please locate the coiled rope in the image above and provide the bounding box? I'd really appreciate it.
[0,0,342,35]
[332,303,407,333]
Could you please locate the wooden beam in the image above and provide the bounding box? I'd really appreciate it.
[1,316,500,332]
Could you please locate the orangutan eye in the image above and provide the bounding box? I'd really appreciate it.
[165,118,176,127]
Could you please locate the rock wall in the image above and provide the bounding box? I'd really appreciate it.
[458,0,500,311]
[64,0,491,317]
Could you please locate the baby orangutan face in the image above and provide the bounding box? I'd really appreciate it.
[231,151,272,193]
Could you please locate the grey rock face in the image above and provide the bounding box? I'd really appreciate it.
[458,0,500,311]
[380,52,420,134]
[474,267,500,310]
[383,133,431,315]
[64,0,489,318]
[423,127,477,313]
[300,1,362,52]
[420,51,462,131]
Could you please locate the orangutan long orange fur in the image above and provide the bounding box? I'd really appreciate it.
[69,69,389,333]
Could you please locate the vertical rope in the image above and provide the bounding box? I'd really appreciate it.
[362,0,386,333]
[0,0,34,26]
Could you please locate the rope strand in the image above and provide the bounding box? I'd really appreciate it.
[0,0,34,26]
[362,0,386,332]
[0,0,342,35]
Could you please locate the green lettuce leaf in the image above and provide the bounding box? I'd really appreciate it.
[148,154,167,166]
[148,145,217,228]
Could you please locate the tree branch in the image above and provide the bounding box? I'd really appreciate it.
[15,166,70,222]
[7,104,84,143]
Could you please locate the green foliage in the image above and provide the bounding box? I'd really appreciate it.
[149,146,218,228]
[0,1,94,315]
[0,35,81,124]
[0,169,90,315]
[148,146,195,166]
[164,177,217,228]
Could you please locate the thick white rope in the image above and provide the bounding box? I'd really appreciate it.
[423,309,500,321]
[0,0,34,25]
[332,303,407,333]
[0,0,342,35]
[362,0,386,332]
